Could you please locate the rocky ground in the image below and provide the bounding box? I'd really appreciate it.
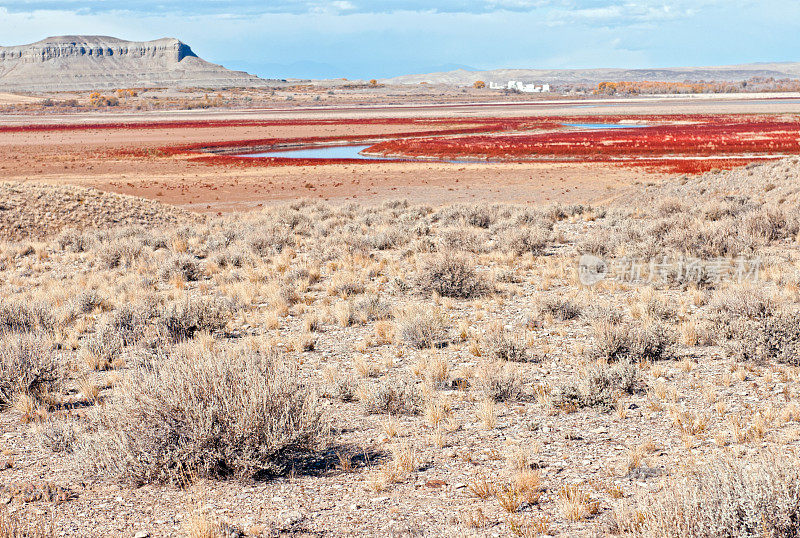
[1,158,800,536]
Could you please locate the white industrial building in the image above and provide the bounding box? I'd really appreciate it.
[488,81,551,93]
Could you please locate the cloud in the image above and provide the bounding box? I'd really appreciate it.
[0,0,750,16]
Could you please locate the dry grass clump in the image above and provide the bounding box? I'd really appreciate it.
[361,379,421,415]
[160,296,232,341]
[0,333,64,408]
[0,302,52,334]
[481,323,529,362]
[553,361,638,411]
[87,343,324,484]
[558,484,600,521]
[80,323,124,370]
[587,322,672,364]
[417,253,487,299]
[539,297,581,321]
[98,237,145,269]
[728,312,800,365]
[617,452,800,537]
[159,254,203,282]
[476,363,525,402]
[708,285,776,322]
[36,418,78,453]
[503,226,551,255]
[396,305,450,349]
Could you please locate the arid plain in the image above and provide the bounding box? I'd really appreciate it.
[1,92,800,537]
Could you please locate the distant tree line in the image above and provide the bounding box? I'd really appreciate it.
[594,77,800,95]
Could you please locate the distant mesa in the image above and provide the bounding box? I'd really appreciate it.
[0,35,269,91]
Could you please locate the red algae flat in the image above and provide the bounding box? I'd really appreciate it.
[366,114,800,173]
[135,114,800,174]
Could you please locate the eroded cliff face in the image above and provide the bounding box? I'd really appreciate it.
[0,36,267,91]
[0,36,195,63]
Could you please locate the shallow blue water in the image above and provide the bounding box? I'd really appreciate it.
[236,144,493,163]
[239,144,374,159]
[235,122,651,161]
[563,123,651,130]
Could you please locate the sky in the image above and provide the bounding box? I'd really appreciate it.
[0,1,798,79]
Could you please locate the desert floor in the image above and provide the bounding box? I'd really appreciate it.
[0,96,799,537]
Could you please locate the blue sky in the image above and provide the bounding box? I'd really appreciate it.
[1,1,798,79]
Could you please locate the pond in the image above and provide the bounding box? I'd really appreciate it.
[237,144,375,159]
[233,122,653,161]
[235,144,497,163]
[563,123,651,130]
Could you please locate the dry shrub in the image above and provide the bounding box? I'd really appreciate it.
[476,363,524,402]
[728,312,800,365]
[503,226,550,255]
[106,303,152,346]
[438,227,487,253]
[36,419,77,454]
[0,333,64,408]
[396,305,450,349]
[328,272,365,297]
[369,227,406,250]
[617,452,800,537]
[417,254,487,299]
[744,207,798,242]
[539,298,581,321]
[81,323,124,370]
[86,344,324,484]
[0,302,52,333]
[482,323,529,362]
[99,238,144,269]
[55,227,93,253]
[247,227,293,256]
[438,204,495,228]
[208,247,252,269]
[70,290,107,315]
[553,361,637,411]
[160,296,231,341]
[588,322,672,364]
[664,217,756,259]
[353,295,392,323]
[159,254,202,282]
[362,379,421,415]
[708,285,776,321]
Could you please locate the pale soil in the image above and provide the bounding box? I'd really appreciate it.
[0,92,40,105]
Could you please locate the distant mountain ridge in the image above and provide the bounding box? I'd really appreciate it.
[382,63,800,86]
[0,36,269,91]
